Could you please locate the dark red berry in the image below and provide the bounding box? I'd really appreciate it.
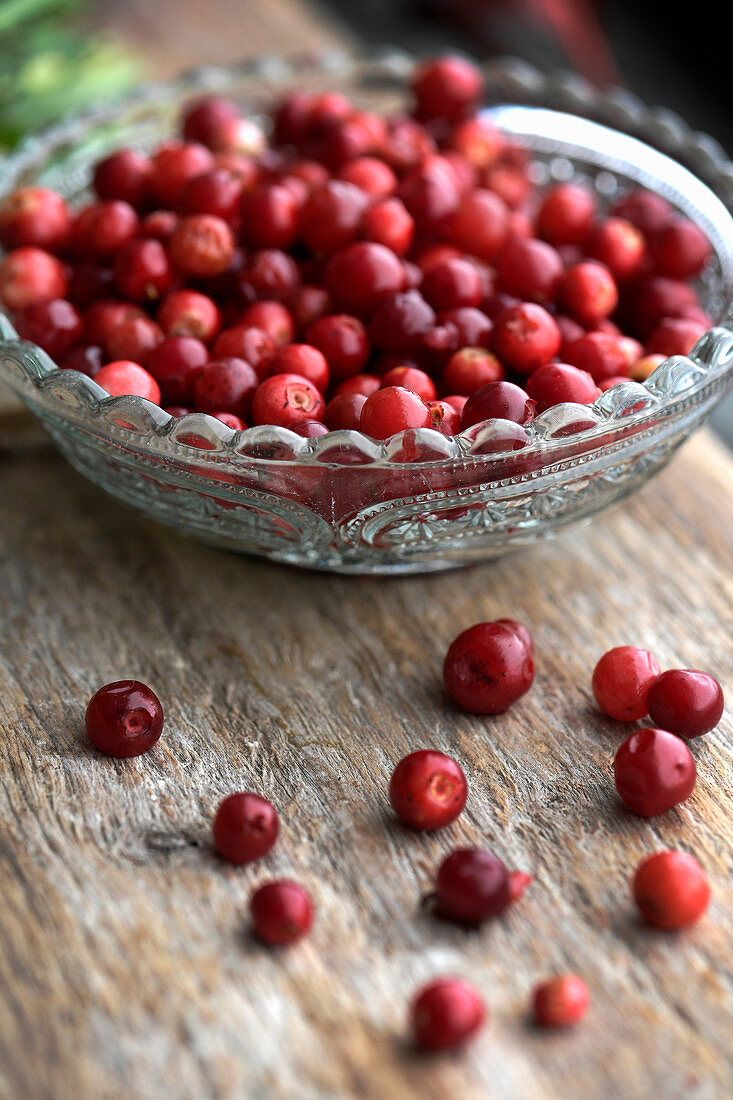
[650,218,711,279]
[213,325,276,378]
[149,141,214,207]
[412,56,483,121]
[251,372,325,427]
[113,238,172,302]
[72,200,139,257]
[647,669,724,739]
[325,242,405,316]
[443,621,534,714]
[0,246,68,310]
[169,214,235,277]
[592,646,660,721]
[148,336,209,404]
[250,880,314,946]
[435,848,510,923]
[448,189,508,260]
[442,347,504,396]
[525,363,601,413]
[192,356,258,416]
[559,261,618,326]
[93,148,151,207]
[240,182,299,250]
[323,392,367,430]
[212,792,279,864]
[491,303,561,375]
[461,380,535,428]
[632,850,710,929]
[613,727,696,817]
[0,186,70,251]
[299,180,367,255]
[15,298,82,359]
[496,237,563,304]
[360,385,431,439]
[305,313,369,380]
[410,978,485,1052]
[536,183,595,246]
[85,679,163,758]
[389,750,467,830]
[369,291,436,355]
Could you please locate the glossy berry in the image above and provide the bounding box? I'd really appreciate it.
[428,398,462,434]
[592,646,661,721]
[148,336,209,404]
[461,380,536,428]
[559,261,618,326]
[213,325,276,378]
[212,792,279,864]
[650,218,711,279]
[72,200,139,257]
[369,291,436,355]
[157,289,222,342]
[60,344,104,378]
[412,55,483,121]
[149,141,214,207]
[564,332,628,383]
[448,189,508,260]
[532,975,590,1028]
[323,392,367,430]
[250,880,314,946]
[85,679,163,758]
[421,257,483,311]
[361,197,415,255]
[587,217,646,282]
[360,385,431,440]
[442,347,504,396]
[496,237,563,304]
[239,301,295,348]
[299,180,367,255]
[646,317,706,358]
[113,238,172,302]
[193,356,258,416]
[292,417,330,438]
[268,343,329,393]
[0,246,68,310]
[169,214,235,276]
[389,750,467,830]
[613,727,696,817]
[410,978,486,1052]
[305,313,369,380]
[647,669,725,739]
[495,618,534,655]
[0,186,70,250]
[15,298,82,360]
[95,360,162,404]
[536,183,595,246]
[251,372,325,428]
[325,242,405,316]
[379,366,436,403]
[93,148,151,207]
[242,249,300,303]
[491,303,561,375]
[435,848,510,923]
[632,850,711,929]
[106,315,163,367]
[443,620,534,714]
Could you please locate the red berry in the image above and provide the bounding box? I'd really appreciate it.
[613,727,696,817]
[412,56,483,121]
[252,372,325,428]
[525,363,601,413]
[106,315,163,367]
[369,291,436,355]
[389,750,467,830]
[397,160,460,236]
[491,303,561,375]
[435,848,510,923]
[240,182,299,250]
[113,238,172,302]
[181,95,241,147]
[449,116,503,169]
[179,168,243,222]
[250,880,314,946]
[60,344,104,378]
[299,180,367,255]
[0,186,71,250]
[148,336,209,404]
[212,792,279,864]
[213,325,276,378]
[211,411,246,430]
[72,200,139,257]
[93,148,151,207]
[495,619,534,655]
[587,218,646,282]
[0,246,68,310]
[564,331,628,383]
[632,850,710,929]
[421,257,483,311]
[193,356,258,417]
[442,347,504,395]
[536,183,595,246]
[149,141,214,207]
[437,306,492,351]
[305,313,369,380]
[337,156,396,196]
[85,679,163,757]
[157,289,222,342]
[380,366,436,402]
[324,391,367,430]
[169,214,234,277]
[629,276,699,338]
[242,249,300,303]
[646,317,706,357]
[443,620,534,714]
[325,242,405,316]
[532,975,589,1028]
[268,343,329,392]
[360,385,431,440]
[496,237,563,304]
[592,646,661,721]
[410,978,485,1052]
[448,189,508,260]
[292,418,329,438]
[559,261,618,326]
[507,870,533,904]
[650,218,711,279]
[647,669,724,739]
[83,300,144,348]
[334,373,381,398]
[461,380,536,428]
[427,398,462,434]
[95,361,162,404]
[15,298,82,360]
[611,189,673,239]
[290,284,332,334]
[239,301,295,348]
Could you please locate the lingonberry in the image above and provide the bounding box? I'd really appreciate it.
[168,214,234,278]
[193,356,258,417]
[627,276,699,338]
[461,380,536,428]
[435,848,510,923]
[60,344,104,378]
[15,298,82,360]
[213,325,276,378]
[443,620,534,714]
[95,361,162,404]
[536,183,595,246]
[93,148,152,207]
[85,679,164,757]
[149,141,214,207]
[611,189,673,239]
[650,218,711,279]
[241,249,300,303]
[389,750,467,830]
[324,242,405,316]
[559,261,619,326]
[630,353,666,382]
[380,366,436,402]
[212,791,279,864]
[495,237,563,304]
[268,343,329,392]
[421,257,483,311]
[632,850,711,929]
[380,115,436,173]
[157,289,222,342]
[448,188,508,260]
[491,303,561,376]
[251,372,325,428]
[240,182,299,250]
[427,398,462,434]
[369,291,436,355]
[647,669,725,739]
[495,619,534,656]
[564,331,629,383]
[67,260,114,309]
[178,168,243,223]
[334,373,381,398]
[442,347,505,395]
[139,209,179,243]
[0,187,71,251]
[181,94,241,147]
[305,313,369,379]
[337,156,396,197]
[299,180,367,255]
[72,200,139,257]
[437,306,492,350]
[592,646,661,721]
[587,217,646,282]
[412,56,483,121]
[410,978,486,1052]
[238,301,295,348]
[646,317,707,357]
[83,300,144,349]
[524,363,600,413]
[613,727,696,817]
[113,238,172,302]
[148,335,209,404]
[289,285,332,334]
[449,116,503,169]
[323,391,367,430]
[106,315,163,367]
[397,161,460,235]
[532,975,590,1028]
[360,385,431,439]
[0,246,68,311]
[250,880,314,946]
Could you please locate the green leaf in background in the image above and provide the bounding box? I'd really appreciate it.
[0,0,141,149]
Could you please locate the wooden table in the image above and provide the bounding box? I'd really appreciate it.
[1,3,731,1097]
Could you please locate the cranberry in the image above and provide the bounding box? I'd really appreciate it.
[495,619,534,655]
[149,141,214,207]
[448,189,508,260]
[139,209,179,243]
[72,200,139,257]
[92,148,151,207]
[0,186,71,250]
[410,978,485,1052]
[380,115,436,173]
[250,880,314,946]
[646,317,706,357]
[148,336,209,404]
[449,116,503,168]
[631,353,666,382]
[85,680,163,757]
[182,94,241,147]
[435,848,510,923]
[0,246,68,310]
[559,261,618,326]
[564,332,628,383]
[15,298,82,359]
[60,344,104,378]
[252,372,325,427]
[421,257,483,311]
[628,277,699,338]
[536,183,595,246]
[334,373,381,398]
[437,306,492,350]
[532,975,590,1028]
[212,325,275,378]
[397,161,460,235]
[323,392,367,430]
[68,260,114,308]
[238,301,295,348]
[305,313,369,379]
[241,249,300,303]
[650,218,711,279]
[428,399,462,434]
[412,56,483,121]
[592,646,661,721]
[106,316,163,366]
[113,238,172,302]
[380,366,436,402]
[389,750,467,830]
[290,285,332,334]
[212,791,278,864]
[84,300,144,348]
[325,242,405,317]
[525,363,601,413]
[442,347,504,395]
[95,360,162,404]
[587,218,646,282]
[611,189,673,239]
[632,850,711,929]
[268,343,329,392]
[461,380,536,428]
[369,291,436,355]
[157,289,222,341]
[167,214,234,277]
[491,303,561,375]
[496,237,563,304]
[239,182,299,250]
[272,91,316,146]
[443,394,468,415]
[193,356,258,416]
[647,669,724,739]
[292,417,330,438]
[299,181,367,255]
[360,385,431,439]
[337,156,396,197]
[613,727,696,817]
[444,621,534,714]
[179,168,243,223]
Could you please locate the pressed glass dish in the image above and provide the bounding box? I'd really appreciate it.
[1,53,732,574]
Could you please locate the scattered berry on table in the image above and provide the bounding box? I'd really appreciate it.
[443,620,534,714]
[592,645,661,721]
[435,848,510,923]
[531,975,590,1027]
[647,669,724,739]
[250,880,314,945]
[85,680,164,758]
[613,727,697,816]
[389,750,467,830]
[410,977,486,1051]
[213,792,279,864]
[632,850,711,929]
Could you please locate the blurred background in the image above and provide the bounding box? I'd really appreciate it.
[1,0,730,440]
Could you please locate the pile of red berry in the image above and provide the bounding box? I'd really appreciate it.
[0,55,714,444]
[82,611,723,1052]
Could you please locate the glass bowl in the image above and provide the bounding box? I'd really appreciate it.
[1,53,732,574]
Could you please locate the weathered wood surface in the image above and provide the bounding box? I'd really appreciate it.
[1,3,732,1098]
